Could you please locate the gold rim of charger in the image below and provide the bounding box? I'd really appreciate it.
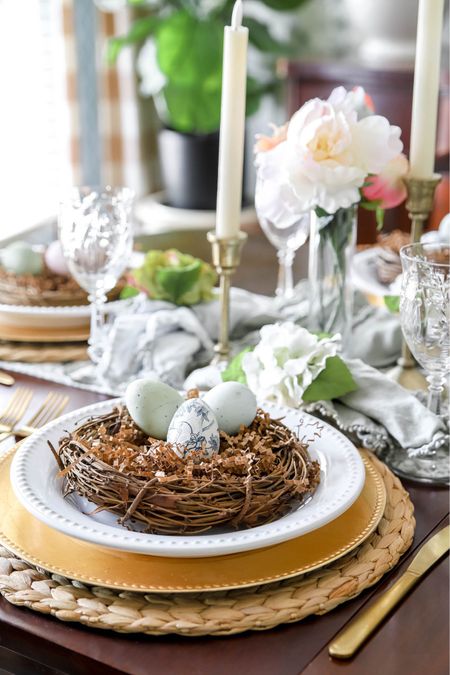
[0,448,386,593]
[0,450,415,637]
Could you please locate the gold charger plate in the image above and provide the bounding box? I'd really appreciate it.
[0,322,89,343]
[0,450,386,593]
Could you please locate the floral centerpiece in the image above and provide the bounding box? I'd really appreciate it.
[254,86,408,346]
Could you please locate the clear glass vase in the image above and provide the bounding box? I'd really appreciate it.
[308,206,357,350]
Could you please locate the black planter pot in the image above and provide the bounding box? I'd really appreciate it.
[158,128,220,210]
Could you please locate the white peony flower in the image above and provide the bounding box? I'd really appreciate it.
[255,142,307,229]
[254,87,404,216]
[242,322,340,408]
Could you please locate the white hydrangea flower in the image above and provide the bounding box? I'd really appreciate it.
[254,86,403,216]
[242,323,340,408]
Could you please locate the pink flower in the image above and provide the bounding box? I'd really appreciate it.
[254,123,288,153]
[362,153,409,209]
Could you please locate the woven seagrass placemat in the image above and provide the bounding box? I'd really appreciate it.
[0,341,87,363]
[0,453,415,636]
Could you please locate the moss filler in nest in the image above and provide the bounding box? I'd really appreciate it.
[50,405,320,535]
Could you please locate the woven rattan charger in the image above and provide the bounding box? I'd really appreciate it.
[0,450,415,636]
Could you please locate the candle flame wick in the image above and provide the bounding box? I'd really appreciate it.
[231,0,243,29]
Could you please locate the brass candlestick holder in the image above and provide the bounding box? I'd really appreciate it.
[208,230,248,365]
[389,174,442,389]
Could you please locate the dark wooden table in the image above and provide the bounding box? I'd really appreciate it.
[0,232,448,675]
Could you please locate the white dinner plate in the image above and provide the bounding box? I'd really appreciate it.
[10,399,365,558]
[0,298,130,330]
[352,247,401,297]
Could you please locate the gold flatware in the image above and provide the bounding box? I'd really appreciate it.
[0,371,15,386]
[329,525,450,659]
[12,392,70,438]
[0,387,33,439]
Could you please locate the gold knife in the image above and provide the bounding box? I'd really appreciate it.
[0,371,15,386]
[329,525,450,659]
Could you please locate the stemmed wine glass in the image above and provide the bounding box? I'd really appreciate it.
[59,186,134,370]
[254,174,309,299]
[384,242,449,485]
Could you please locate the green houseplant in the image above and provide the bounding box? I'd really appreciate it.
[107,0,311,209]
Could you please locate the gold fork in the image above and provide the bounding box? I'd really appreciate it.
[0,388,34,441]
[13,392,70,438]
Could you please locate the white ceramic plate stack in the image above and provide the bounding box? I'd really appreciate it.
[10,399,365,558]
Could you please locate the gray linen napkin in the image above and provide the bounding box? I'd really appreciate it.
[94,284,446,457]
[302,359,448,457]
[96,282,402,390]
[1,283,445,457]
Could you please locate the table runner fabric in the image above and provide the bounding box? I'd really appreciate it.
[0,283,447,458]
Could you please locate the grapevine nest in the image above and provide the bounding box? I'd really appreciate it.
[0,268,125,307]
[50,403,321,535]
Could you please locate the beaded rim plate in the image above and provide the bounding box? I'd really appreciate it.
[1,449,384,592]
[10,399,365,558]
[0,252,144,331]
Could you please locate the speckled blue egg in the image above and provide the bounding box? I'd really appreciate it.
[167,398,220,459]
[1,241,43,276]
[125,378,183,440]
[203,382,257,435]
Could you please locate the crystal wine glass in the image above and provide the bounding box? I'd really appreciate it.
[400,243,449,414]
[383,242,450,485]
[254,174,309,299]
[59,186,134,366]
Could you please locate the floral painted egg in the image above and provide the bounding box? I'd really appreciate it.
[167,398,220,459]
[1,241,43,276]
[45,240,69,276]
[203,382,257,435]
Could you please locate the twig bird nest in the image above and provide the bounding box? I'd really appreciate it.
[50,405,321,535]
[0,268,125,306]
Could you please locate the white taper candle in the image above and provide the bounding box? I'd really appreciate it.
[409,0,445,178]
[215,0,248,239]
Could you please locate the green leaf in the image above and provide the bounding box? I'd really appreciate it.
[375,206,385,230]
[244,17,290,53]
[156,12,223,87]
[106,15,159,65]
[155,260,202,304]
[260,0,311,9]
[384,295,400,313]
[221,348,252,385]
[119,285,140,299]
[315,206,329,218]
[302,356,357,402]
[360,199,382,212]
[162,82,222,133]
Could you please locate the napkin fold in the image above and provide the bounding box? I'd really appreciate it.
[302,359,448,457]
[2,282,445,459]
[97,282,402,390]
